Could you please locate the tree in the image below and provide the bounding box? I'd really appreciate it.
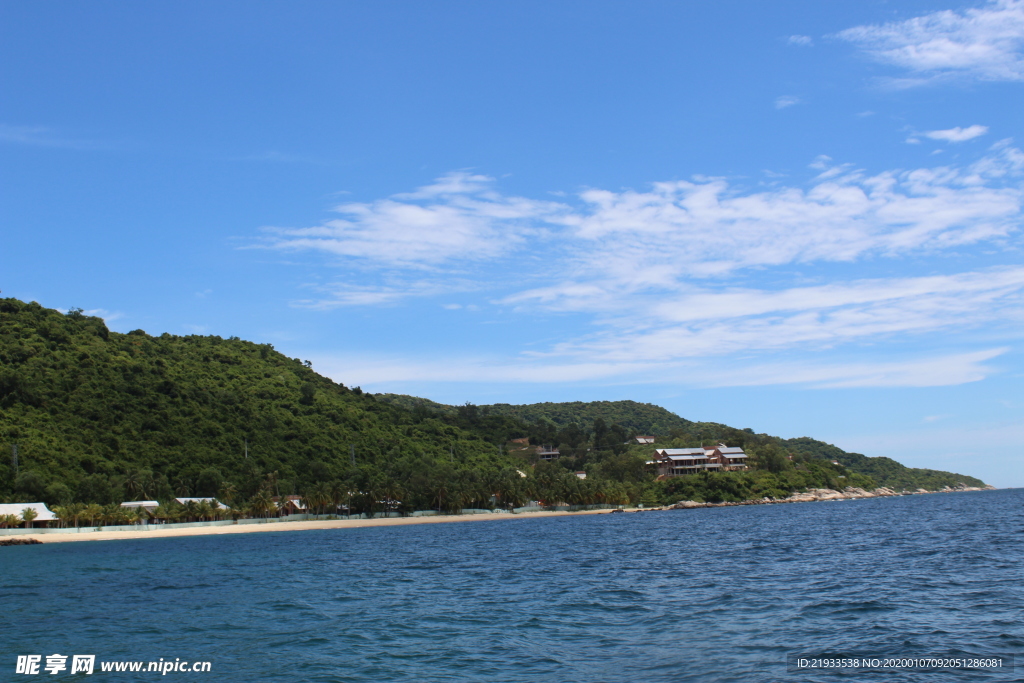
[21,507,38,528]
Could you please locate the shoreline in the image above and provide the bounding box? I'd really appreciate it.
[11,508,614,544]
[6,486,999,545]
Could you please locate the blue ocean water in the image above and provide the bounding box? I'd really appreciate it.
[2,489,1021,682]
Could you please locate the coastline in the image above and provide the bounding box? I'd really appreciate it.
[7,486,999,545]
[12,508,613,544]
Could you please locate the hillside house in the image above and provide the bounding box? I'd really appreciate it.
[634,436,656,444]
[537,445,560,460]
[647,443,748,477]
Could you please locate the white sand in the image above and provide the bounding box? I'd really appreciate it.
[19,509,623,544]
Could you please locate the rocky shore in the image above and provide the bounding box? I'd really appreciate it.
[669,484,996,509]
[0,537,43,546]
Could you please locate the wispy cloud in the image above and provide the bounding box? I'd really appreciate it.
[0,123,111,150]
[775,95,801,109]
[261,171,566,268]
[924,124,989,142]
[787,35,814,46]
[260,143,1024,388]
[309,348,1007,390]
[836,0,1024,84]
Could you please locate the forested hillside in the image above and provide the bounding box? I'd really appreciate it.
[378,395,692,435]
[0,298,985,513]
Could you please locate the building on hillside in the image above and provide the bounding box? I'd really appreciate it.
[0,502,57,528]
[709,444,749,471]
[634,436,656,444]
[537,445,560,460]
[574,471,587,480]
[647,443,748,477]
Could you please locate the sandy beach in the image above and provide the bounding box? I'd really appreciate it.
[14,508,619,544]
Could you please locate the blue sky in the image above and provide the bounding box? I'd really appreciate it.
[2,1,1022,485]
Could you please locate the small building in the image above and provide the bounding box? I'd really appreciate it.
[634,436,656,444]
[537,445,560,460]
[274,495,307,516]
[121,500,160,515]
[0,502,57,528]
[574,471,587,480]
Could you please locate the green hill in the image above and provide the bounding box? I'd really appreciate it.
[0,297,986,511]
[378,398,987,491]
[378,395,692,435]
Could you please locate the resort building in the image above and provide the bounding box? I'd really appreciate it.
[120,500,160,515]
[274,495,307,515]
[0,502,57,528]
[647,443,749,478]
[633,436,656,444]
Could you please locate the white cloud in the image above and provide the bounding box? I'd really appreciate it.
[261,146,1024,388]
[837,0,1024,83]
[775,95,801,109]
[265,147,1023,298]
[307,348,1006,390]
[530,269,1024,364]
[788,35,814,46]
[262,171,566,268]
[0,123,109,150]
[699,348,1008,388]
[924,124,989,142]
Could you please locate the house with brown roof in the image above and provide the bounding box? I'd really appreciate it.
[647,443,748,477]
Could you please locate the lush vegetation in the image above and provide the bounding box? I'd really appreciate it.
[0,297,985,517]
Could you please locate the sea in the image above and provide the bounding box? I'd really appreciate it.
[2,488,1021,682]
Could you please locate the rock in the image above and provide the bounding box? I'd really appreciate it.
[0,538,42,546]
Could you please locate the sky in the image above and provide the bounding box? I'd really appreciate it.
[1,0,1022,486]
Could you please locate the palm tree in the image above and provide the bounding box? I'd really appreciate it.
[218,482,238,508]
[381,478,404,517]
[83,503,104,528]
[21,507,39,529]
[52,505,69,528]
[328,480,346,517]
[250,490,274,518]
[123,506,142,526]
[173,475,192,497]
[124,469,146,500]
[196,500,212,522]
[67,502,85,528]
[2,513,21,528]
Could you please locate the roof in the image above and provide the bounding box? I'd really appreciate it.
[655,448,705,456]
[717,446,745,454]
[121,500,160,509]
[0,502,57,521]
[667,454,708,461]
[174,497,226,507]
